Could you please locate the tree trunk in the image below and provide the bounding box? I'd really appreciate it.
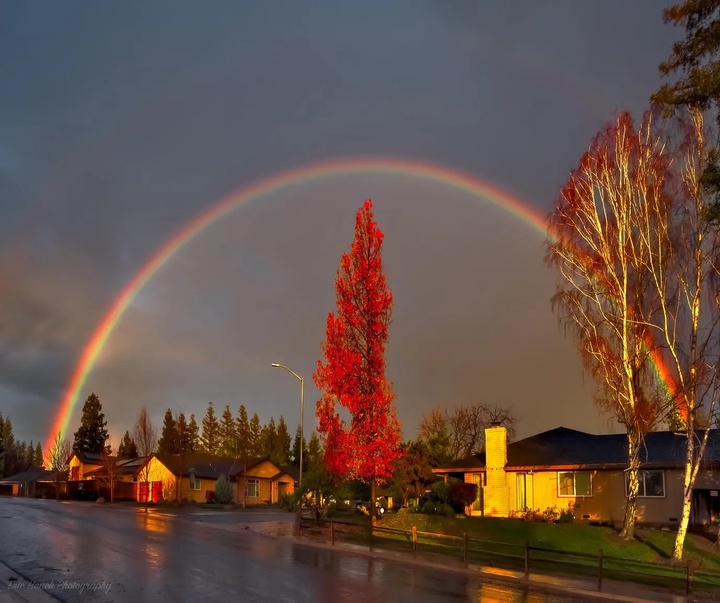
[371,480,377,526]
[620,431,641,540]
[674,422,697,560]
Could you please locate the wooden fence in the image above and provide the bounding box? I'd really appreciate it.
[298,516,720,596]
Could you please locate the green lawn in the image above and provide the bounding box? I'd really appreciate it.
[320,512,720,593]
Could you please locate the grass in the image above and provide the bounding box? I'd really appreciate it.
[315,512,720,594]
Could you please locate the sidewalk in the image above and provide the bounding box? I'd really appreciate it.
[283,531,698,603]
[0,561,58,603]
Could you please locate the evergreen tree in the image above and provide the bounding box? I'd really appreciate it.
[0,413,4,477]
[219,405,238,458]
[118,431,139,459]
[200,402,220,455]
[1,417,15,477]
[72,393,109,454]
[34,442,43,469]
[236,405,250,464]
[248,413,262,458]
[275,416,292,466]
[188,414,200,452]
[291,425,308,468]
[260,417,277,460]
[27,441,35,468]
[158,409,181,454]
[306,432,322,473]
[214,474,233,504]
[176,413,192,454]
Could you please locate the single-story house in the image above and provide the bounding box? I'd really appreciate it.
[433,424,720,526]
[68,451,148,500]
[0,467,68,497]
[136,453,297,504]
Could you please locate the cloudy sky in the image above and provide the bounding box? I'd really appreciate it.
[1,1,681,447]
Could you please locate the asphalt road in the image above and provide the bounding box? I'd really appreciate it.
[0,498,579,602]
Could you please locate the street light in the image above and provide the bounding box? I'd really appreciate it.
[271,363,304,494]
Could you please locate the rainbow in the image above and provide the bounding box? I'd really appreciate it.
[45,157,681,447]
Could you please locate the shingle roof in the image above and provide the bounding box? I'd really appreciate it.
[0,468,68,484]
[435,426,720,472]
[83,457,146,478]
[150,453,272,480]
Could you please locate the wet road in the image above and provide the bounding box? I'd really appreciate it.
[0,498,580,602]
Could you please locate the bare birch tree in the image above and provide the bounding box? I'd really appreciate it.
[45,431,71,500]
[546,111,668,540]
[133,406,157,511]
[640,108,720,559]
[98,441,118,503]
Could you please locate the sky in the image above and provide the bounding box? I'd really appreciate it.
[0,1,682,448]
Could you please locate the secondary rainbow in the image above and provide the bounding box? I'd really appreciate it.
[45,157,680,447]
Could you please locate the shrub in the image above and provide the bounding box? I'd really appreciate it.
[421,500,455,516]
[558,508,574,524]
[542,507,560,523]
[448,482,478,511]
[214,475,233,505]
[430,481,450,504]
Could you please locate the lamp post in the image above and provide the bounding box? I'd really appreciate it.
[270,363,304,494]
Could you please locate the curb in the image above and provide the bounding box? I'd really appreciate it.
[0,561,61,603]
[285,536,688,603]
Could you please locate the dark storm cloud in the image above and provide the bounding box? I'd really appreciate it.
[0,0,681,443]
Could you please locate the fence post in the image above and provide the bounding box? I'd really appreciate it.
[463,532,468,568]
[330,519,334,546]
[686,560,694,596]
[524,540,530,577]
[598,549,603,591]
[412,526,417,558]
[368,522,373,552]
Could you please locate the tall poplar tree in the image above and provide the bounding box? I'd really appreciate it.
[314,199,402,524]
[72,393,109,454]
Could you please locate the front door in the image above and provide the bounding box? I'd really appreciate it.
[152,481,162,502]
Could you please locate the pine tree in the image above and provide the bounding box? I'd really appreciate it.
[306,432,322,472]
[260,417,277,460]
[158,409,180,454]
[219,405,238,458]
[214,474,233,504]
[248,413,262,458]
[34,443,43,469]
[176,413,192,454]
[200,402,220,455]
[118,431,139,459]
[72,393,109,454]
[236,405,250,464]
[1,417,15,477]
[0,413,4,478]
[275,416,292,466]
[291,426,308,468]
[188,414,199,452]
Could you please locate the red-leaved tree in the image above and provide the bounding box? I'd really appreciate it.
[314,199,403,524]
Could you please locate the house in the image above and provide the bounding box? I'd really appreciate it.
[67,452,145,501]
[0,468,68,497]
[135,452,297,504]
[433,424,720,526]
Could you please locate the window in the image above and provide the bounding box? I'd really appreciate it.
[189,475,201,491]
[626,470,665,497]
[557,471,592,497]
[246,479,259,498]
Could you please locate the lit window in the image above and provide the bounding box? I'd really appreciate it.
[189,475,201,491]
[557,471,592,497]
[246,479,259,498]
[626,470,665,497]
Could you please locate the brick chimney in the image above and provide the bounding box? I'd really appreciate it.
[483,423,508,516]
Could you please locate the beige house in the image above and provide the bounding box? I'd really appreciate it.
[434,424,720,526]
[137,453,297,504]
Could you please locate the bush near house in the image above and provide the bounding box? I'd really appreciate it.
[214,475,233,504]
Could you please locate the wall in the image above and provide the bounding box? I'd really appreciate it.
[137,457,175,502]
[68,455,101,481]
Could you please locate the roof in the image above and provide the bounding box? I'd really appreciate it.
[148,453,275,480]
[0,468,68,484]
[83,457,147,478]
[434,426,720,472]
[69,451,109,465]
